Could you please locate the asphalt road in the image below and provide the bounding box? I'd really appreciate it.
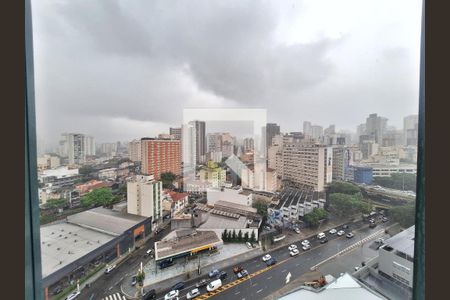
[79,224,171,300]
[147,219,393,300]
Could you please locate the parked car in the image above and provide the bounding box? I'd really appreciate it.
[218,271,228,280]
[171,282,185,291]
[382,217,388,222]
[155,228,164,234]
[207,279,222,292]
[320,238,328,244]
[369,222,377,228]
[264,225,271,231]
[288,244,298,251]
[246,242,253,249]
[65,291,80,300]
[186,288,200,299]
[266,258,277,266]
[144,249,153,257]
[329,228,337,234]
[208,269,220,278]
[346,232,355,238]
[131,275,137,286]
[237,269,249,279]
[104,264,116,274]
[195,279,209,288]
[262,254,272,262]
[142,289,156,299]
[376,238,384,244]
[343,225,350,229]
[337,230,345,236]
[164,290,179,300]
[317,232,326,239]
[302,244,311,251]
[52,287,62,295]
[294,227,301,234]
[159,259,175,269]
[301,240,310,246]
[290,249,300,256]
[233,266,244,274]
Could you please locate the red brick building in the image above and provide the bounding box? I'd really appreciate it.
[141,138,181,179]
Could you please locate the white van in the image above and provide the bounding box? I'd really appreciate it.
[317,232,326,239]
[207,279,222,292]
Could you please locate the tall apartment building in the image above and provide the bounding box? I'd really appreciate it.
[199,161,227,188]
[127,175,163,221]
[207,133,223,152]
[266,123,280,148]
[37,154,61,171]
[99,142,118,158]
[169,127,182,140]
[403,115,418,146]
[128,139,142,162]
[60,133,92,165]
[280,143,332,192]
[303,121,312,138]
[191,121,206,163]
[141,138,181,179]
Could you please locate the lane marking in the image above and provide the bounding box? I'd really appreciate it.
[257,289,263,293]
[235,291,240,295]
[267,276,272,280]
[281,269,287,273]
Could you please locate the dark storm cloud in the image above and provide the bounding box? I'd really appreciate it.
[31,0,421,146]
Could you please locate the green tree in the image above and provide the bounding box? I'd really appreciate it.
[81,188,114,207]
[244,232,249,242]
[390,204,416,228]
[231,230,237,242]
[237,230,243,242]
[222,229,228,242]
[160,172,177,188]
[329,181,361,195]
[252,200,269,217]
[304,208,328,226]
[43,198,68,210]
[250,230,256,244]
[227,230,232,241]
[79,165,96,175]
[373,173,416,192]
[329,193,371,218]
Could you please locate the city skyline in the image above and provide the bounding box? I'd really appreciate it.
[32,0,422,147]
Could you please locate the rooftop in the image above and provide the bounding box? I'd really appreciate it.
[40,223,114,278]
[214,200,257,214]
[67,207,148,236]
[154,230,221,260]
[200,214,248,229]
[382,225,415,257]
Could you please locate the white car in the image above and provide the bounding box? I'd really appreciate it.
[288,244,298,251]
[337,230,345,236]
[302,244,311,251]
[164,290,179,300]
[104,264,116,274]
[290,249,300,256]
[65,291,80,300]
[301,240,310,246]
[262,254,272,262]
[329,228,337,234]
[186,288,200,299]
[294,227,301,234]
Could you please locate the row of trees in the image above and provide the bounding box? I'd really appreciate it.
[304,208,328,226]
[328,182,372,218]
[390,204,416,228]
[373,173,417,192]
[80,188,117,207]
[221,229,256,244]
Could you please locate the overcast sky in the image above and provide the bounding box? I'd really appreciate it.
[31,0,422,147]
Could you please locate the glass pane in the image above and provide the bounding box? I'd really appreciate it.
[30,1,423,299]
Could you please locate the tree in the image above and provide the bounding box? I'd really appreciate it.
[244,232,249,242]
[222,229,228,242]
[304,208,328,227]
[373,173,416,192]
[160,172,177,188]
[329,193,371,218]
[227,230,232,241]
[252,200,269,217]
[79,165,96,175]
[231,230,237,242]
[390,204,416,228]
[250,230,256,244]
[43,198,68,210]
[237,230,243,242]
[329,182,361,195]
[81,188,114,207]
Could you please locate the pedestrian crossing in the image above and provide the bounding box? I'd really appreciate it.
[102,292,127,300]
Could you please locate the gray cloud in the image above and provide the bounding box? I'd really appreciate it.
[31,0,422,147]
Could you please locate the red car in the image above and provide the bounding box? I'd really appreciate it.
[233,266,243,274]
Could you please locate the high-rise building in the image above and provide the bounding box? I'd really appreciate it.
[127,175,163,221]
[60,133,87,165]
[403,115,418,146]
[243,137,254,152]
[141,138,181,179]
[199,161,227,188]
[266,123,280,148]
[99,142,118,158]
[280,143,332,192]
[303,121,312,138]
[170,127,182,140]
[311,125,324,141]
[128,139,142,162]
[365,113,388,144]
[207,133,223,153]
[84,135,96,156]
[191,121,206,163]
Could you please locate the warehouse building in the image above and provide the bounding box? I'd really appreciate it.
[41,207,151,299]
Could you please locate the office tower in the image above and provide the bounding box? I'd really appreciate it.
[243,137,254,152]
[303,121,312,138]
[207,133,223,153]
[60,133,87,165]
[190,121,206,163]
[403,115,419,146]
[141,138,181,179]
[127,175,163,220]
[365,113,388,144]
[84,135,96,156]
[266,123,281,148]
